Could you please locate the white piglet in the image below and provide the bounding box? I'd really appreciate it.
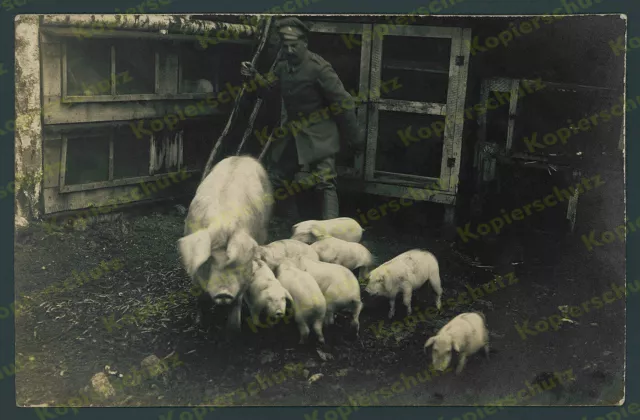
[275,260,327,345]
[293,256,363,336]
[177,156,273,330]
[310,236,374,281]
[244,259,292,324]
[257,239,319,271]
[424,312,490,375]
[291,217,364,244]
[365,249,443,319]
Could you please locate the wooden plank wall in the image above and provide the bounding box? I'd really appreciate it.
[40,33,221,215]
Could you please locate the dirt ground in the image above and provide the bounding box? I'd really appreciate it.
[13,199,625,411]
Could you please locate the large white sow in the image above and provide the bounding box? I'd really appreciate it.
[177,156,273,330]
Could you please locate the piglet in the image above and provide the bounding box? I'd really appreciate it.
[244,259,292,325]
[293,256,363,335]
[309,235,374,282]
[424,312,490,375]
[291,217,364,244]
[364,249,443,318]
[257,239,319,271]
[275,260,326,345]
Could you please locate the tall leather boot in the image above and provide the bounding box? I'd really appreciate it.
[321,188,340,220]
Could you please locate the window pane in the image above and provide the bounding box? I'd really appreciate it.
[375,111,444,178]
[180,44,218,93]
[65,135,110,185]
[381,36,451,104]
[113,126,150,179]
[115,40,155,95]
[66,39,112,96]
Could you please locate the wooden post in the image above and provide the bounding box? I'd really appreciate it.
[15,16,44,225]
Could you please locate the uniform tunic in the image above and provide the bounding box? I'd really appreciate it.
[257,50,360,166]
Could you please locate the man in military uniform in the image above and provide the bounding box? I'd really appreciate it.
[241,17,364,221]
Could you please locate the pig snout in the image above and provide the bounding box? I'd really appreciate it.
[212,293,235,305]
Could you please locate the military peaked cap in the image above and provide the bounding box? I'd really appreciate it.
[276,17,310,40]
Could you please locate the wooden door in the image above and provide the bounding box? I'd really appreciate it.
[365,24,471,200]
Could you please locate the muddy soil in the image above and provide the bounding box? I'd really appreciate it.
[13,202,625,411]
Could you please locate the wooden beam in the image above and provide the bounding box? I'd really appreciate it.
[386,25,459,39]
[59,170,198,193]
[308,21,368,34]
[339,179,456,205]
[374,172,441,187]
[110,45,116,96]
[448,27,472,195]
[60,92,219,103]
[41,15,257,37]
[43,99,225,125]
[365,31,383,181]
[438,28,461,191]
[505,79,520,152]
[353,23,373,178]
[40,26,257,45]
[522,79,621,95]
[108,132,114,181]
[383,58,448,75]
[378,99,446,115]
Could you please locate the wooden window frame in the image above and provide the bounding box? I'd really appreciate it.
[61,39,207,103]
[59,128,185,193]
[365,24,471,196]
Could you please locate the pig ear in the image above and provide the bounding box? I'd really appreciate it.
[424,337,436,348]
[177,230,212,277]
[311,226,327,238]
[283,289,293,304]
[383,272,395,293]
[227,230,259,265]
[310,226,322,238]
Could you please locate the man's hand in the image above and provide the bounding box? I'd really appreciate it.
[349,127,366,153]
[240,62,257,78]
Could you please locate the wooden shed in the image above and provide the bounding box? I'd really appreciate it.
[13,13,625,235]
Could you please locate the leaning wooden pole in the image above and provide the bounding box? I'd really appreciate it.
[236,48,282,156]
[200,16,274,183]
[257,121,280,162]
